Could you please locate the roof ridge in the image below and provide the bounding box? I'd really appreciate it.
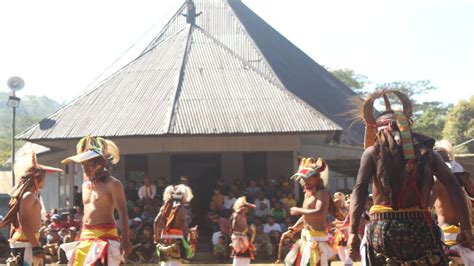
[142,2,186,54]
[165,24,194,134]
[222,0,342,130]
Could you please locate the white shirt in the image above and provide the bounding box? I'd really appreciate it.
[254,198,271,218]
[138,184,157,200]
[212,231,222,245]
[224,196,237,210]
[263,223,281,234]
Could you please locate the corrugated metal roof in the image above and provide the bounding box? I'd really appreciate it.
[18,0,347,141]
[227,0,365,144]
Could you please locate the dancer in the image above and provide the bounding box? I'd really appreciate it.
[154,184,195,266]
[280,157,336,266]
[0,153,62,266]
[60,136,131,265]
[230,196,256,266]
[432,140,474,265]
[348,89,472,265]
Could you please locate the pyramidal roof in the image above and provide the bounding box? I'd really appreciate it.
[18,0,364,145]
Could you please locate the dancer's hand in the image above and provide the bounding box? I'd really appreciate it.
[347,233,361,261]
[154,233,160,243]
[121,238,133,256]
[457,229,474,249]
[290,207,301,215]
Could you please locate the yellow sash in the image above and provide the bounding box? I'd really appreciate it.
[370,204,423,214]
[72,224,119,266]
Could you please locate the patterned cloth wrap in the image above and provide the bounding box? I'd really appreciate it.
[156,228,193,262]
[365,205,447,265]
[7,230,42,266]
[284,228,334,266]
[231,231,255,259]
[441,225,474,265]
[60,223,122,266]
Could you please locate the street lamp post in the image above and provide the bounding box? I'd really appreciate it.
[6,76,24,187]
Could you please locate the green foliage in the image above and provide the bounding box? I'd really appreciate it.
[443,96,474,153]
[327,68,369,96]
[411,101,452,140]
[0,91,61,167]
[375,80,436,99]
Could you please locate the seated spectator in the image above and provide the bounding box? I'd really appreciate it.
[215,178,230,195]
[49,214,64,230]
[254,192,271,219]
[280,217,292,233]
[280,181,292,195]
[141,204,155,224]
[155,177,167,200]
[130,206,142,219]
[223,190,237,217]
[262,179,278,200]
[213,235,228,263]
[244,180,261,203]
[263,216,282,252]
[131,217,143,232]
[138,225,155,263]
[138,176,157,202]
[209,188,225,213]
[46,208,59,221]
[254,224,272,259]
[270,202,287,223]
[209,212,231,235]
[73,206,84,222]
[73,185,83,208]
[281,192,297,211]
[233,179,244,193]
[43,228,60,262]
[64,214,80,229]
[63,227,78,243]
[125,180,139,203]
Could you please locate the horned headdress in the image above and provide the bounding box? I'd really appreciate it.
[361,89,415,159]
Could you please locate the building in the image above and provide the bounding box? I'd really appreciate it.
[17,0,364,211]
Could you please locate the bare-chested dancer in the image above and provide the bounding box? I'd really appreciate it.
[0,153,62,265]
[348,90,472,265]
[154,184,195,266]
[231,196,256,266]
[432,140,474,265]
[280,157,335,266]
[60,136,131,265]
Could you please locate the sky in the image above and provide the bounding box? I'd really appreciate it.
[0,0,472,105]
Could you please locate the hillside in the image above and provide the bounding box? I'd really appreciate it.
[0,92,62,167]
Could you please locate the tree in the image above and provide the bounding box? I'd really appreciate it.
[443,96,474,153]
[375,80,436,98]
[371,81,452,140]
[327,68,369,96]
[411,101,451,140]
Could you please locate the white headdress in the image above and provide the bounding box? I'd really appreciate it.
[163,184,194,203]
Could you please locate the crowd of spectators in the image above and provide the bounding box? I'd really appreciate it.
[0,174,361,264]
[207,177,302,262]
